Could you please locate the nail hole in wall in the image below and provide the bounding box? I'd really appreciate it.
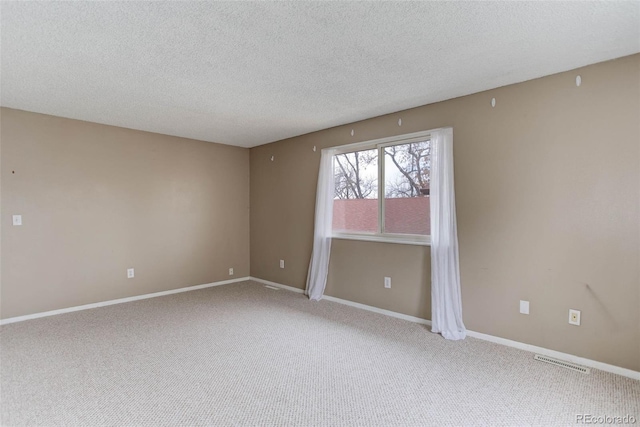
[491,98,496,108]
[576,75,582,87]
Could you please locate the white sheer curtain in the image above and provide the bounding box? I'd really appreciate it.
[430,128,466,340]
[306,148,336,301]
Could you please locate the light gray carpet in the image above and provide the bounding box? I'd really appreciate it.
[1,280,638,426]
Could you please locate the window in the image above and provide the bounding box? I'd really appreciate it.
[332,131,431,245]
[333,148,379,233]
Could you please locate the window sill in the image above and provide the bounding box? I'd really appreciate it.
[332,233,430,246]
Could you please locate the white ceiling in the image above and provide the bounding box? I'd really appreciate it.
[1,2,638,148]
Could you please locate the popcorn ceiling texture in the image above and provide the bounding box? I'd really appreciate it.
[1,281,638,426]
[1,2,638,147]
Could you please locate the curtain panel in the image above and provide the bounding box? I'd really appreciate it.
[430,128,466,340]
[306,148,336,300]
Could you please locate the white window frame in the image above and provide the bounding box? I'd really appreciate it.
[331,130,432,246]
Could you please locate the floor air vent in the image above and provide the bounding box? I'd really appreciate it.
[534,354,590,374]
[264,285,280,290]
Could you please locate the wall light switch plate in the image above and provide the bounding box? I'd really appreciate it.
[569,309,581,326]
[12,215,22,226]
[519,300,530,315]
[279,260,285,269]
[384,277,391,288]
[229,268,234,276]
[127,268,135,279]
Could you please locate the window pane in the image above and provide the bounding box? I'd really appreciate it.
[332,149,378,233]
[383,140,430,235]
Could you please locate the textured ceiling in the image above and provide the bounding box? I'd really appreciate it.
[1,2,639,148]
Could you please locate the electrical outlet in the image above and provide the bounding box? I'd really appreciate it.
[127,268,135,279]
[519,300,530,315]
[12,215,22,226]
[569,309,581,326]
[384,277,391,288]
[280,260,285,269]
[229,268,234,276]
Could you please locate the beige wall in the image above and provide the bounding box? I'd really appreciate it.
[1,108,250,319]
[250,54,640,371]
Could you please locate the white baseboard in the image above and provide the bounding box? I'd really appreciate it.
[249,276,431,325]
[465,330,640,380]
[0,276,251,326]
[249,277,639,381]
[249,277,305,294]
[322,294,432,326]
[3,275,638,380]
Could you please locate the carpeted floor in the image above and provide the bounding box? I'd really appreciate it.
[1,280,638,426]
